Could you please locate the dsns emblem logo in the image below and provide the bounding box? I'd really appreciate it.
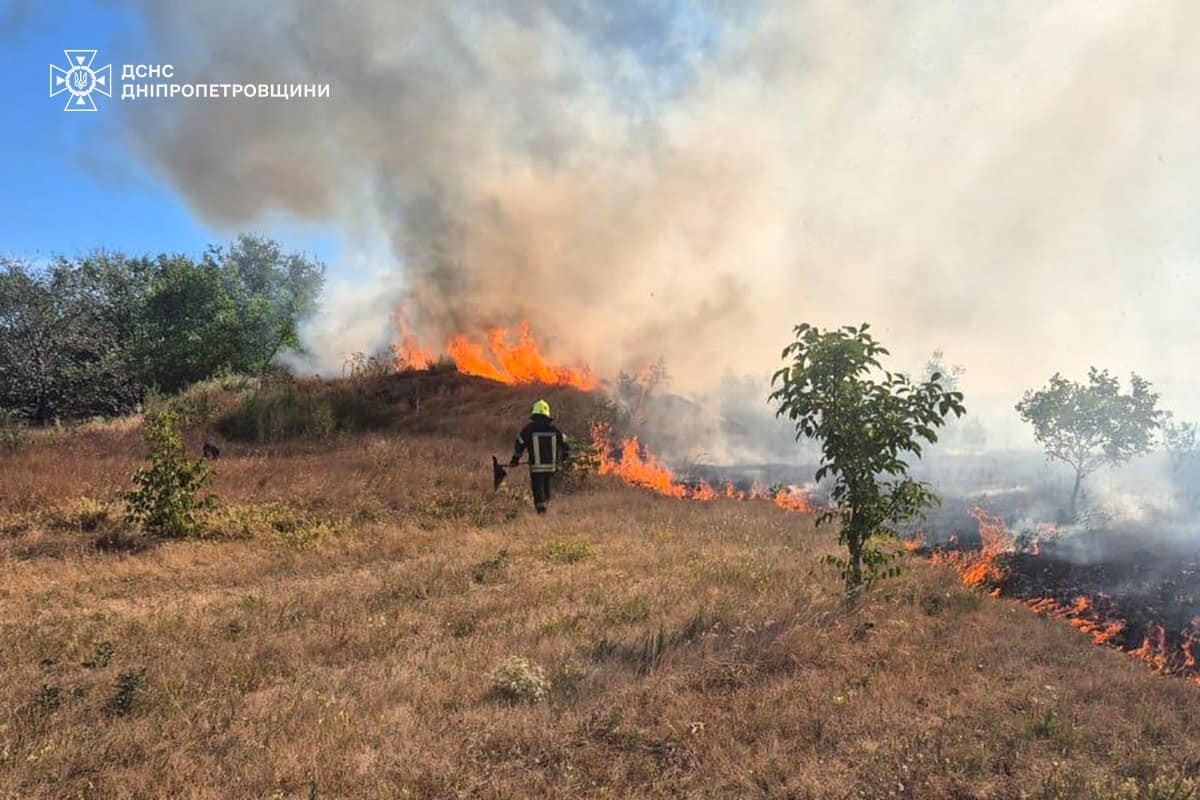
[49,50,112,111]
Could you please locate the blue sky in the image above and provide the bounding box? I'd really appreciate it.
[0,0,715,267]
[0,0,339,263]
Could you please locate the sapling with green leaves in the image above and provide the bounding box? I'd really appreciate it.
[124,412,215,538]
[770,323,965,590]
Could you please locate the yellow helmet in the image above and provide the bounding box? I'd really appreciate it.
[532,399,551,418]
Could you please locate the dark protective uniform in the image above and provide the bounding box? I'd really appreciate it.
[511,414,570,514]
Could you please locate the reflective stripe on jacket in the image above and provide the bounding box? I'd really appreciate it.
[513,415,569,473]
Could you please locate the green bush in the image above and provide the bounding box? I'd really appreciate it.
[108,668,146,715]
[540,538,593,564]
[488,656,549,704]
[123,412,214,538]
[601,593,652,625]
[201,502,332,547]
[144,371,256,426]
[0,409,25,452]
[216,380,336,442]
[215,376,394,443]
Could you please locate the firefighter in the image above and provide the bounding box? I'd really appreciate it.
[510,399,570,514]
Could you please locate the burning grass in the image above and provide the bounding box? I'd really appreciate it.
[393,314,597,391]
[591,421,816,513]
[3,390,1200,797]
[924,507,1200,689]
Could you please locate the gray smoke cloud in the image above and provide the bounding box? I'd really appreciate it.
[114,0,1200,420]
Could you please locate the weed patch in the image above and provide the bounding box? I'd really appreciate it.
[107,668,146,715]
[602,593,651,625]
[202,503,333,547]
[487,656,548,704]
[540,538,593,564]
[471,549,509,583]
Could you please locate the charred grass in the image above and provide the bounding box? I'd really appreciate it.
[2,394,1200,798]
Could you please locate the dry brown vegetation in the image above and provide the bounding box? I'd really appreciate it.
[2,376,1200,799]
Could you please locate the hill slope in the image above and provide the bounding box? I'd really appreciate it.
[1,379,1198,799]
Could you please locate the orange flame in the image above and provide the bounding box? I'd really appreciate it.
[589,422,816,511]
[393,315,596,391]
[592,426,688,499]
[773,487,815,513]
[931,507,1012,588]
[928,511,1200,684]
[934,519,1200,681]
[483,322,597,390]
[1131,624,1169,671]
[1028,595,1127,645]
[391,309,435,370]
[1181,619,1199,670]
[445,333,510,384]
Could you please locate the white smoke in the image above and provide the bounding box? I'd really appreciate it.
[112,1,1200,421]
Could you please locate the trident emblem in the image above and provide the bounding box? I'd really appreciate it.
[50,50,112,112]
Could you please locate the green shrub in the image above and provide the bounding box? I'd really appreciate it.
[559,438,600,490]
[488,656,549,703]
[551,659,593,697]
[214,376,393,443]
[123,413,214,538]
[33,684,62,714]
[108,668,145,715]
[201,503,332,547]
[82,641,115,669]
[540,538,593,564]
[472,549,509,583]
[602,593,652,625]
[145,374,254,426]
[216,380,336,442]
[45,497,115,534]
[0,409,25,452]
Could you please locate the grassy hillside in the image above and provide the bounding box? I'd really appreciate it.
[1,378,1199,799]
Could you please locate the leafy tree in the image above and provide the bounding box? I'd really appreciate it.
[921,349,964,392]
[614,357,669,425]
[136,237,324,393]
[1015,368,1162,520]
[0,255,145,421]
[123,412,214,538]
[0,237,325,420]
[1163,415,1197,474]
[770,323,965,589]
[132,255,241,392]
[0,408,25,452]
[207,235,324,369]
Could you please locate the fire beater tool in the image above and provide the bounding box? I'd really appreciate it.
[491,455,573,491]
[492,456,528,491]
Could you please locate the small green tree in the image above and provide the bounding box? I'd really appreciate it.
[123,412,214,538]
[770,323,965,590]
[1163,415,1197,474]
[1015,369,1162,521]
[1162,415,1198,510]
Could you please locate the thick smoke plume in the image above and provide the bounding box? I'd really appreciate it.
[116,1,1200,417]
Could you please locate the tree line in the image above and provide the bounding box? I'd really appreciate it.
[0,235,324,423]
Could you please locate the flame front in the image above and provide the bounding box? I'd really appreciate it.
[391,309,435,370]
[930,510,1200,684]
[930,507,1011,588]
[592,425,690,498]
[590,422,814,512]
[393,314,596,390]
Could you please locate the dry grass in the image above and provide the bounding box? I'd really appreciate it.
[2,387,1200,799]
